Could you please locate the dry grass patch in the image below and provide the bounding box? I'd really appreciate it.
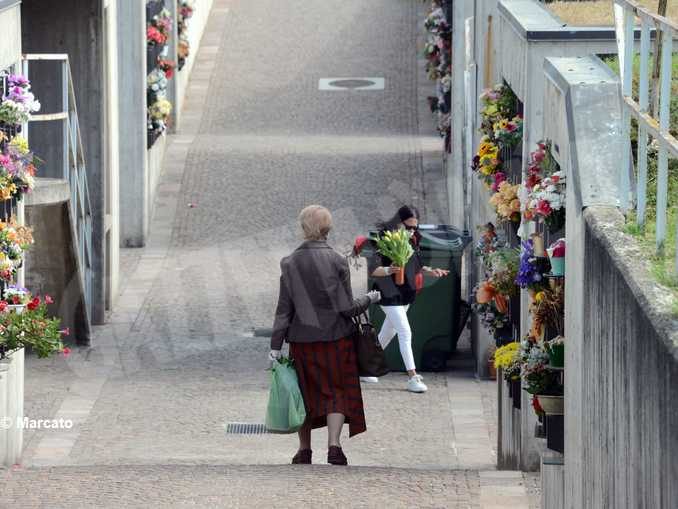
[545,0,678,26]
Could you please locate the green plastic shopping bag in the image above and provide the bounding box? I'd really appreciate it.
[265,357,307,434]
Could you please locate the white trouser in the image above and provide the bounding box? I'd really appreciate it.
[378,305,415,372]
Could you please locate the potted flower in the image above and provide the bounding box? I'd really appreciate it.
[0,294,67,359]
[520,338,563,415]
[375,229,414,286]
[3,285,31,314]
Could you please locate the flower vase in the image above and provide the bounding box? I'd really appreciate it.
[488,360,497,380]
[532,234,545,257]
[6,304,24,315]
[394,268,405,286]
[549,257,565,276]
[548,341,564,368]
[536,395,564,415]
[494,294,509,314]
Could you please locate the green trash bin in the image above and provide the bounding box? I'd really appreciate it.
[363,225,471,372]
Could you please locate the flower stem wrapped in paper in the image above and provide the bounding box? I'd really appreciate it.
[375,229,414,285]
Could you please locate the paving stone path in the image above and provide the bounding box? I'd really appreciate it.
[0,1,539,507]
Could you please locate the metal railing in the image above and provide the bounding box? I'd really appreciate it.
[613,0,678,277]
[22,55,93,320]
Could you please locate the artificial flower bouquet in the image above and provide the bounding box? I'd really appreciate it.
[493,115,523,149]
[479,84,518,134]
[0,75,41,127]
[494,342,521,381]
[521,141,566,232]
[520,337,561,396]
[490,181,521,223]
[516,239,548,292]
[0,220,33,282]
[472,135,502,187]
[472,283,511,335]
[375,229,414,285]
[0,135,38,201]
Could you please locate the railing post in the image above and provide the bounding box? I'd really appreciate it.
[62,60,70,181]
[636,18,651,227]
[617,6,635,212]
[655,29,672,255]
[17,59,29,288]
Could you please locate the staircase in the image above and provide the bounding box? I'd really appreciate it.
[22,55,93,344]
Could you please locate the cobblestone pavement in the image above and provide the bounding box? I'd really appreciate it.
[1,0,539,507]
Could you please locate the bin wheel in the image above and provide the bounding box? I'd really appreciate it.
[421,350,448,372]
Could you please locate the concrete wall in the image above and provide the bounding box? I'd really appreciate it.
[117,0,148,247]
[0,348,24,467]
[104,0,121,310]
[21,0,112,325]
[562,207,678,509]
[119,0,214,247]
[0,1,21,71]
[497,371,522,470]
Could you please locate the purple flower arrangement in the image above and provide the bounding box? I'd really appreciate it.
[515,240,544,290]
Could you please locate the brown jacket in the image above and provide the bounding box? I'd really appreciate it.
[271,240,370,350]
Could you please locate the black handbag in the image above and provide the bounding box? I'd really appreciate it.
[352,312,390,378]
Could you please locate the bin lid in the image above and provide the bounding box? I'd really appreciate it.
[417,224,472,253]
[361,225,471,256]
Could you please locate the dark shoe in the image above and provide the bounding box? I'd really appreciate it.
[327,446,348,465]
[292,449,312,464]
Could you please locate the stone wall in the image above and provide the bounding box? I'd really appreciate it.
[564,206,678,509]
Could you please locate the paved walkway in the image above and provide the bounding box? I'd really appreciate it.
[1,1,539,507]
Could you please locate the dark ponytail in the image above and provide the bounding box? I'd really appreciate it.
[376,205,420,233]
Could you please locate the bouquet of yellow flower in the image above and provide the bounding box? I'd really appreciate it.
[375,229,414,286]
[472,135,502,186]
[494,342,521,381]
[489,181,521,223]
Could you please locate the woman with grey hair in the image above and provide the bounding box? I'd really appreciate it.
[270,205,381,466]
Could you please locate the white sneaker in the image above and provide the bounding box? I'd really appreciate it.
[360,376,379,383]
[407,374,427,393]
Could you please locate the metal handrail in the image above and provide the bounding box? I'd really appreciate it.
[22,54,93,321]
[613,0,678,277]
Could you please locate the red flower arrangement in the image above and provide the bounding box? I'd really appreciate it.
[147,26,167,46]
[158,59,176,79]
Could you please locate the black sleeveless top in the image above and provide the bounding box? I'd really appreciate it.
[367,230,423,307]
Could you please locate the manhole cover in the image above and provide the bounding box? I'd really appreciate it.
[225,422,269,435]
[318,77,385,91]
[328,79,375,89]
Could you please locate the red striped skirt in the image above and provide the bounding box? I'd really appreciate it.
[289,337,366,437]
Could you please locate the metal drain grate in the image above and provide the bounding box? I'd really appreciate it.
[328,79,375,89]
[318,77,385,91]
[225,422,269,435]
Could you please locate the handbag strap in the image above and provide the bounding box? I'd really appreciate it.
[352,311,370,325]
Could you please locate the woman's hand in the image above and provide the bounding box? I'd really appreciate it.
[366,290,381,303]
[387,265,403,276]
[268,350,282,369]
[425,267,449,278]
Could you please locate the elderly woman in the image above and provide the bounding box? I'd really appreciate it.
[269,205,380,466]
